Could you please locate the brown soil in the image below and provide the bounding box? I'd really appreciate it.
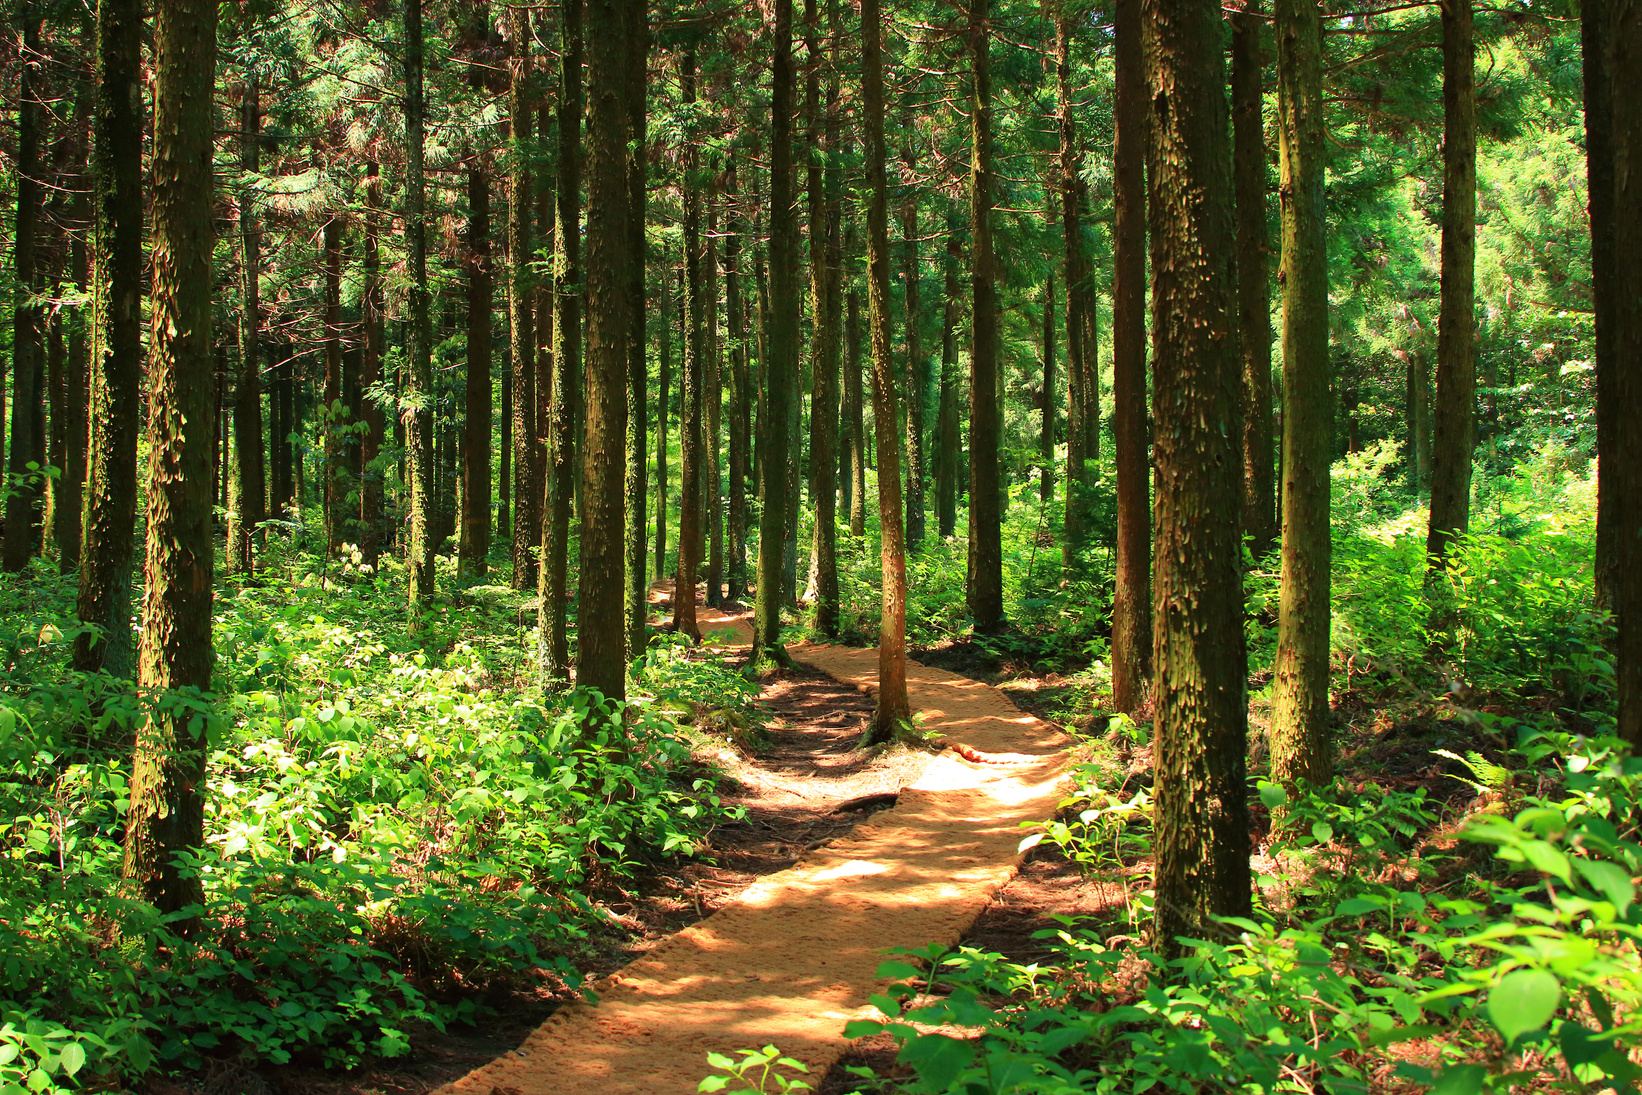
[431,591,1070,1095]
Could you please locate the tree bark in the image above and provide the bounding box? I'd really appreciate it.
[706,177,725,609]
[75,0,143,678]
[624,9,650,659]
[578,0,637,701]
[726,160,749,604]
[902,124,926,549]
[460,162,493,579]
[753,0,799,666]
[122,0,217,924]
[360,164,386,568]
[1611,0,1642,746]
[1233,0,1276,557]
[507,6,537,589]
[654,258,671,579]
[1270,0,1333,794]
[1587,0,1617,610]
[966,0,1002,631]
[4,3,44,573]
[1144,0,1253,954]
[232,77,266,575]
[846,279,866,539]
[806,6,841,636]
[1111,0,1151,712]
[58,197,88,574]
[1041,267,1055,505]
[323,216,346,557]
[542,0,583,681]
[936,215,961,539]
[1427,0,1476,572]
[404,0,436,611]
[673,49,705,642]
[862,0,910,741]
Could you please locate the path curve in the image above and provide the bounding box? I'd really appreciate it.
[437,598,1069,1094]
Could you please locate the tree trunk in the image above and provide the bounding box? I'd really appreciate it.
[902,126,926,549]
[966,0,1002,631]
[807,7,841,636]
[58,215,88,573]
[404,0,436,610]
[75,0,143,679]
[1111,0,1152,712]
[673,50,705,642]
[1613,0,1642,746]
[706,178,724,609]
[726,160,749,604]
[624,10,650,659]
[231,77,265,575]
[654,257,671,578]
[1269,0,1332,794]
[507,6,536,589]
[542,0,582,681]
[1233,0,1276,557]
[579,0,637,701]
[323,216,345,557]
[460,162,493,579]
[1587,0,1617,610]
[122,0,217,924]
[936,214,961,539]
[861,0,910,741]
[4,3,44,573]
[753,0,798,666]
[846,280,866,539]
[1143,0,1252,955]
[1041,268,1055,504]
[360,164,386,568]
[1426,0,1476,572]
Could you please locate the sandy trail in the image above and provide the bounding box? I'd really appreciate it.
[436,593,1069,1095]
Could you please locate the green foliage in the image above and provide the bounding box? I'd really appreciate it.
[698,1045,813,1094]
[838,728,1642,1095]
[0,559,740,1084]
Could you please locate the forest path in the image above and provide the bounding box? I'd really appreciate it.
[435,585,1070,1095]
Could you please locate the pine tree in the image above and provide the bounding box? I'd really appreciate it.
[122,0,218,922]
[966,0,1003,632]
[1612,0,1642,746]
[4,3,44,573]
[403,0,436,611]
[1233,0,1276,556]
[1144,0,1252,953]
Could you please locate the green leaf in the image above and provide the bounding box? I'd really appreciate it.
[1488,969,1560,1045]
[1258,782,1288,810]
[57,1043,84,1078]
[1335,896,1382,917]
[1430,1064,1487,1095]
[1311,822,1335,844]
[696,1077,730,1093]
[897,1034,973,1092]
[1576,860,1634,915]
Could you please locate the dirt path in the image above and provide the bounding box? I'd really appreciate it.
[435,591,1070,1095]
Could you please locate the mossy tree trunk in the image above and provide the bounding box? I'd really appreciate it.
[966,0,1002,632]
[460,162,492,580]
[4,2,44,574]
[673,48,705,642]
[506,6,536,590]
[1233,0,1276,558]
[232,76,265,575]
[624,9,650,659]
[403,0,436,612]
[122,0,218,924]
[1270,0,1333,794]
[1143,0,1253,954]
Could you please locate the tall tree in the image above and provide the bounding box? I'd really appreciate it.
[122,0,218,921]
[506,5,537,590]
[654,255,671,577]
[861,0,910,742]
[360,163,386,568]
[674,47,705,642]
[1040,262,1054,505]
[1586,0,1616,609]
[752,0,798,666]
[1233,0,1276,556]
[725,160,749,604]
[1110,0,1151,712]
[232,76,266,575]
[579,0,637,701]
[4,3,44,573]
[1612,0,1641,746]
[1269,0,1332,793]
[404,0,437,611]
[1426,0,1476,573]
[1144,0,1252,953]
[902,121,927,548]
[322,217,346,557]
[966,0,1003,631]
[706,180,724,608]
[56,186,88,573]
[624,8,650,659]
[807,0,841,637]
[542,0,583,680]
[845,269,867,537]
[460,160,493,579]
[75,0,144,678]
[936,213,961,539]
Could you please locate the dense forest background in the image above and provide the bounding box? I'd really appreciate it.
[1,0,1640,1090]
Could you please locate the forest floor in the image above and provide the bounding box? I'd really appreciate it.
[196,589,1075,1095]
